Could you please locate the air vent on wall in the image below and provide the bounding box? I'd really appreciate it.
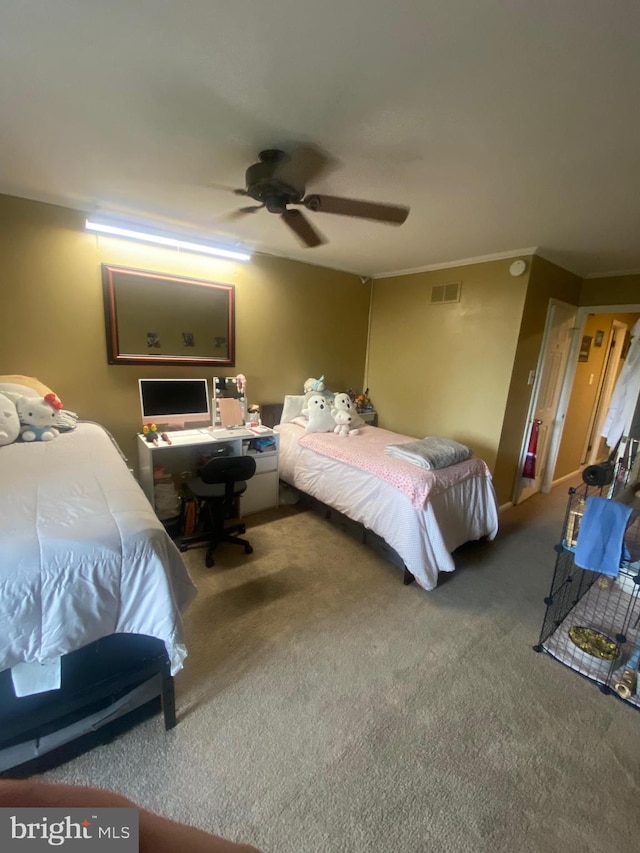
[430,282,461,304]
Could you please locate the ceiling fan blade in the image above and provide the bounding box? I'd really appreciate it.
[303,194,409,225]
[281,209,326,248]
[273,143,337,190]
[220,205,263,221]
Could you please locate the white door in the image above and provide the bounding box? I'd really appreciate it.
[513,301,577,504]
[585,321,627,465]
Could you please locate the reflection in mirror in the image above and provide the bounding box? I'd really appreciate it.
[213,376,247,424]
[102,265,235,366]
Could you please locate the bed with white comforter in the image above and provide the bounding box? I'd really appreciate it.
[277,422,499,591]
[0,422,196,688]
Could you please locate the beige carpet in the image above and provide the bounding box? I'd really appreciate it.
[44,487,639,853]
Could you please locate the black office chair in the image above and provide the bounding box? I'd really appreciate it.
[179,452,257,567]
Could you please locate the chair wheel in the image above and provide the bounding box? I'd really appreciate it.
[205,555,215,567]
[244,544,253,554]
[179,543,188,552]
[239,523,246,534]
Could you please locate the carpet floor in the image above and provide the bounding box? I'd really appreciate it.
[43,485,640,853]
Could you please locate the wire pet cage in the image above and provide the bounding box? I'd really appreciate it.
[535,449,640,709]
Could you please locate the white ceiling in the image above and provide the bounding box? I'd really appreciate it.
[2,1,640,279]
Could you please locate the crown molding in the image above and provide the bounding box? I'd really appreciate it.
[371,247,539,279]
[584,268,640,279]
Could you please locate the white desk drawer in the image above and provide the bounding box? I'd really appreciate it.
[242,471,279,515]
[252,454,278,475]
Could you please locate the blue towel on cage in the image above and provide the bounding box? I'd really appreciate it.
[574,496,632,577]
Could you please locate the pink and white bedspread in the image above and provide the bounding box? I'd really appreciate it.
[299,427,491,510]
[277,422,499,591]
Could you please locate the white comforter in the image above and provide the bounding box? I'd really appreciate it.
[0,423,197,678]
[277,422,499,591]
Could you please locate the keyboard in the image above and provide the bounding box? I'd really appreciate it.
[210,428,254,440]
[162,429,213,445]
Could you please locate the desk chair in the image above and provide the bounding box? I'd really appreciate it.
[179,453,257,567]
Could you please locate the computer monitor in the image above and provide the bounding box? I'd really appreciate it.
[138,378,211,429]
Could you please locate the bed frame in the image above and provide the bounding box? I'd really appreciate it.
[289,485,416,585]
[0,634,175,776]
[264,401,418,583]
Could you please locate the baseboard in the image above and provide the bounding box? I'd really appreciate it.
[498,501,513,513]
[550,469,582,489]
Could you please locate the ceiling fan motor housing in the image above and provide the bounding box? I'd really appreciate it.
[244,149,304,212]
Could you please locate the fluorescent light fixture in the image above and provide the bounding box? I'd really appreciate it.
[86,219,251,262]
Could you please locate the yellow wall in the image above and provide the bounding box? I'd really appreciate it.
[491,256,582,505]
[0,194,369,462]
[367,258,532,470]
[580,274,640,306]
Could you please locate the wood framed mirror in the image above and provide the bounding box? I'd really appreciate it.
[102,265,235,366]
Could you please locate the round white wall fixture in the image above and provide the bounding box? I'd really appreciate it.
[509,259,527,277]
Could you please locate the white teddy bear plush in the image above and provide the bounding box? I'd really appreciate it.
[0,392,21,446]
[15,395,60,442]
[332,392,365,429]
[301,393,335,433]
[332,408,360,437]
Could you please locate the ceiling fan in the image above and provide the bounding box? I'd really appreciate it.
[222,146,410,248]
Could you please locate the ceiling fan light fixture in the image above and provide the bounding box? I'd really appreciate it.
[85,219,251,262]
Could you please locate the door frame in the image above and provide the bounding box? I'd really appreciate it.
[512,298,577,504]
[583,319,627,465]
[546,302,640,491]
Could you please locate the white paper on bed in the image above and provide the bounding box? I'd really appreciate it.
[10,658,61,696]
[276,422,498,591]
[0,423,197,694]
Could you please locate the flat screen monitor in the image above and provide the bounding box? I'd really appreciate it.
[139,378,210,429]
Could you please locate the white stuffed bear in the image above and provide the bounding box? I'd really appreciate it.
[332,408,360,437]
[15,395,61,442]
[301,393,335,433]
[0,392,21,446]
[332,392,365,429]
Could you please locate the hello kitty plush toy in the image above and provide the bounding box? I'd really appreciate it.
[332,392,365,429]
[15,393,63,442]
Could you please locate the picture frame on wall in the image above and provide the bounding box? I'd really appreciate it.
[578,335,593,362]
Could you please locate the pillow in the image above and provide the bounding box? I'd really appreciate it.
[0,375,54,397]
[281,394,307,424]
[0,392,20,446]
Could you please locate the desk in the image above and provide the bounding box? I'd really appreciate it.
[137,429,280,517]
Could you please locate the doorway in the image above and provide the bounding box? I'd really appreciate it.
[547,303,640,492]
[583,320,627,465]
[513,299,577,505]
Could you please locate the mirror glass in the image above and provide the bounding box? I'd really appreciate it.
[102,265,235,366]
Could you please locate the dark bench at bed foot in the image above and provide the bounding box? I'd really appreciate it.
[0,634,175,777]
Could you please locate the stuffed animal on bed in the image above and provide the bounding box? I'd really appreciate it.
[0,392,21,446]
[301,393,335,433]
[303,376,325,395]
[332,392,365,429]
[15,394,62,442]
[332,408,360,437]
